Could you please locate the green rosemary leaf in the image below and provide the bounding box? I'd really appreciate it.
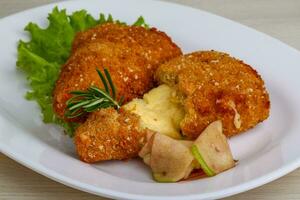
[85,105,101,112]
[68,100,91,110]
[118,96,125,105]
[96,68,109,94]
[99,101,114,109]
[66,110,84,118]
[65,69,122,118]
[70,90,90,95]
[104,68,116,99]
[82,99,106,108]
[89,86,114,102]
[66,95,88,107]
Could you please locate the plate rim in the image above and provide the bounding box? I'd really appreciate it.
[2,140,300,200]
[1,0,300,199]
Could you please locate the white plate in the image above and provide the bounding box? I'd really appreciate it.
[0,0,300,199]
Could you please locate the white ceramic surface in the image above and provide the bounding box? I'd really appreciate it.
[0,0,300,199]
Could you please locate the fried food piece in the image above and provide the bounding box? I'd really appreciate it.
[53,23,182,121]
[72,23,181,70]
[156,51,270,138]
[53,41,148,121]
[74,108,150,163]
[75,51,270,162]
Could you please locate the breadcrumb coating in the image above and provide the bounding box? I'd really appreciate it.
[53,23,182,121]
[74,50,270,162]
[72,23,182,69]
[156,50,270,138]
[74,108,151,163]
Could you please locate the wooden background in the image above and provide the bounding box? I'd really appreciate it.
[1,0,300,199]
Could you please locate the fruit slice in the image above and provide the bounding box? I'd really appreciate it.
[192,120,235,175]
[138,132,155,165]
[150,133,194,182]
[191,145,215,176]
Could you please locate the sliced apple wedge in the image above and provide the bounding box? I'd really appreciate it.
[139,121,235,182]
[191,145,216,176]
[139,133,194,182]
[192,120,235,176]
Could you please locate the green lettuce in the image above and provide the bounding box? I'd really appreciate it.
[17,7,148,136]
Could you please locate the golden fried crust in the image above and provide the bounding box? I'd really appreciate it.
[74,108,149,163]
[53,23,182,121]
[156,51,270,138]
[72,23,182,69]
[53,41,150,121]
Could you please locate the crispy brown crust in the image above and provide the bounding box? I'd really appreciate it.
[74,108,149,163]
[72,23,182,65]
[53,23,182,121]
[156,51,270,139]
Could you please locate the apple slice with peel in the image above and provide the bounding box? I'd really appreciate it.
[191,145,215,176]
[192,120,235,176]
[150,133,194,182]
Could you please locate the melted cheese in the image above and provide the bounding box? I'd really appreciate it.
[123,84,185,139]
[228,101,242,129]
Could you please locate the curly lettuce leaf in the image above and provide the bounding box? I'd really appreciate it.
[133,16,149,29]
[17,7,149,136]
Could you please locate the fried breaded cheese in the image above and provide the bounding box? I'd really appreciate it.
[72,23,181,68]
[74,50,270,163]
[156,50,270,138]
[53,23,182,121]
[74,108,151,162]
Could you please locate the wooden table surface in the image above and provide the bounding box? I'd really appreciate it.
[1,0,300,199]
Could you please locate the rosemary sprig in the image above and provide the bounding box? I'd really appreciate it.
[65,68,124,118]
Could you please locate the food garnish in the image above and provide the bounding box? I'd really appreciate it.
[132,16,149,29]
[17,7,148,136]
[65,68,124,118]
[139,121,235,182]
[192,121,235,175]
[191,145,215,176]
[139,133,194,182]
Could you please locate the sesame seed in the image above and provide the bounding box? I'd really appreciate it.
[99,145,104,151]
[91,33,97,40]
[128,67,134,72]
[210,60,219,63]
